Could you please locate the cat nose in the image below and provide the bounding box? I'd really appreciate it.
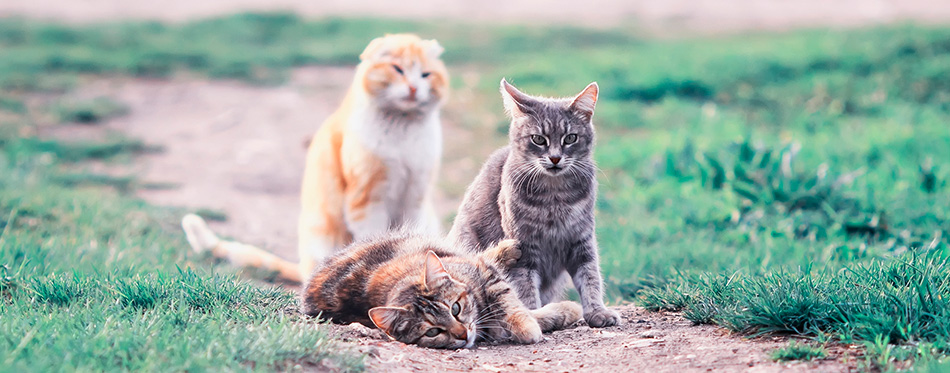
[452,326,467,340]
[408,85,417,99]
[549,156,561,164]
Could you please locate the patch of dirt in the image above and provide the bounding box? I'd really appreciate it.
[331,305,858,372]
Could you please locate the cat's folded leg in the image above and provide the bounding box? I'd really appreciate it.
[530,301,582,332]
[479,239,521,269]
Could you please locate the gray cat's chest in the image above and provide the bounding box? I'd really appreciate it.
[499,179,594,247]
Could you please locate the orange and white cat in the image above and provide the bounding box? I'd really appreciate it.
[182,34,449,283]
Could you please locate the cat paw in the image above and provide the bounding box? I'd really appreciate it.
[584,307,621,328]
[507,311,543,344]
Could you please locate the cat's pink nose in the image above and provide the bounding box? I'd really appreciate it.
[408,86,417,99]
[549,156,561,164]
[451,326,467,340]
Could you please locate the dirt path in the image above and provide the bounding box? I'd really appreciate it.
[334,305,856,372]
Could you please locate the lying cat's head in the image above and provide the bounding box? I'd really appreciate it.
[500,79,599,177]
[369,251,478,349]
[357,34,449,114]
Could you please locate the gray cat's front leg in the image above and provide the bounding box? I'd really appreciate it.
[568,241,621,327]
[507,267,542,309]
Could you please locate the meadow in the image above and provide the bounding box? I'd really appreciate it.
[1,12,949,371]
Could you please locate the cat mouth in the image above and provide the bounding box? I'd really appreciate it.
[545,166,564,174]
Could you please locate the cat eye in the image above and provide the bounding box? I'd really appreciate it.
[421,72,431,78]
[564,134,578,145]
[451,302,461,317]
[392,64,404,75]
[531,135,547,146]
[424,328,442,337]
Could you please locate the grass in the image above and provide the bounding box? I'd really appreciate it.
[770,341,828,362]
[1,11,950,371]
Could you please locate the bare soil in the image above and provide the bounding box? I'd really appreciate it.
[332,305,858,372]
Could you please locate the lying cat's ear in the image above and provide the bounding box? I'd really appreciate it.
[369,306,408,337]
[423,250,451,290]
[570,82,599,122]
[500,79,535,118]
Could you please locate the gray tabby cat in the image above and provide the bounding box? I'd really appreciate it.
[449,79,621,328]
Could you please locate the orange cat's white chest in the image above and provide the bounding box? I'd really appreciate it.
[340,106,442,234]
[345,110,442,171]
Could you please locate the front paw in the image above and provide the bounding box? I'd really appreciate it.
[507,311,543,344]
[584,307,621,328]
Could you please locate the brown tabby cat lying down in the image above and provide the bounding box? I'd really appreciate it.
[302,233,582,349]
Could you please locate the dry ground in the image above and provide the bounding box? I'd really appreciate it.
[331,305,859,372]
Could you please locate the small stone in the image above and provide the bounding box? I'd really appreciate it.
[638,330,664,339]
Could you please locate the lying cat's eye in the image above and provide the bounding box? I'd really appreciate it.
[421,72,431,78]
[531,135,547,146]
[392,65,404,75]
[564,134,578,145]
[451,302,461,316]
[424,328,442,337]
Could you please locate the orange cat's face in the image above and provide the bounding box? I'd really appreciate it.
[358,34,449,112]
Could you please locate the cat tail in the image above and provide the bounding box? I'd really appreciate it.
[531,301,583,332]
[181,214,303,283]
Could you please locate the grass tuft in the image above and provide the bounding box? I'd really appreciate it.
[770,341,828,362]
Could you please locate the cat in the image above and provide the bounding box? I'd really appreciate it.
[181,33,449,283]
[448,79,621,328]
[301,234,582,349]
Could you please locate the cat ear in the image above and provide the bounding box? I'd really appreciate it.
[360,36,392,61]
[423,250,451,290]
[500,78,535,118]
[570,82,599,122]
[423,39,444,58]
[369,306,408,337]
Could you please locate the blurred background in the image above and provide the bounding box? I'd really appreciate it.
[3,1,950,370]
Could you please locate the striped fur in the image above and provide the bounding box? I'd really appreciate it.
[181,34,448,283]
[301,234,581,349]
[448,80,621,328]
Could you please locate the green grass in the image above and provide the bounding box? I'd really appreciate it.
[2,12,950,371]
[770,341,828,362]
